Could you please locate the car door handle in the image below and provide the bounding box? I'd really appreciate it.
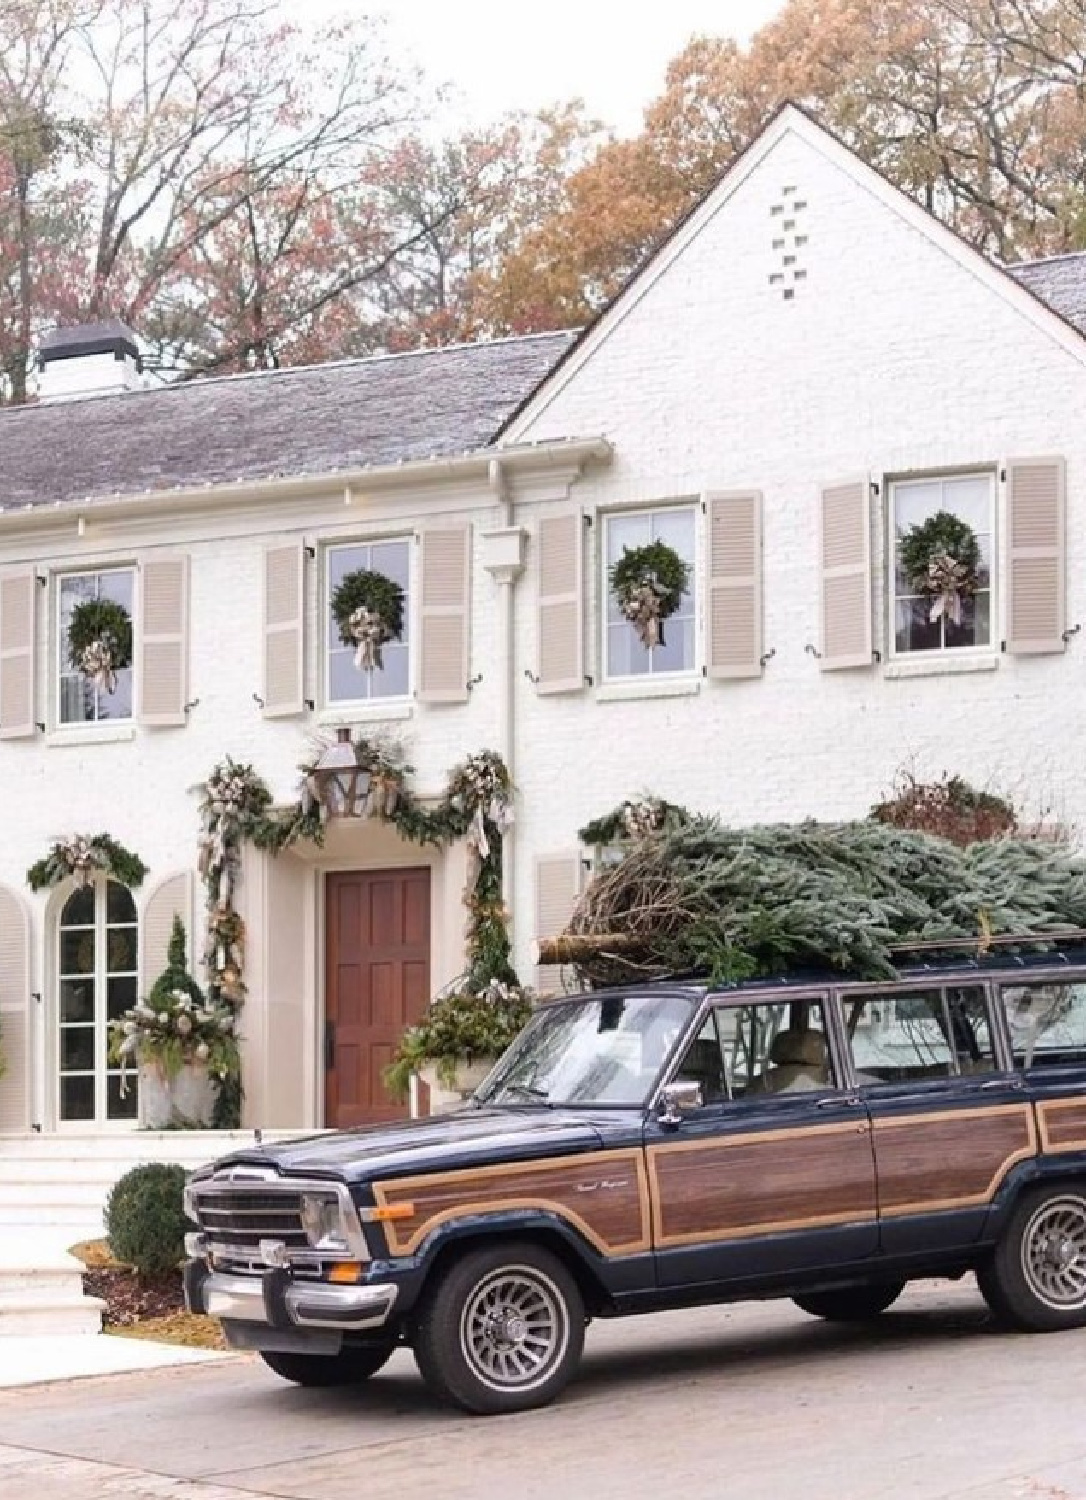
[817,1093,864,1108]
[979,1076,1023,1092]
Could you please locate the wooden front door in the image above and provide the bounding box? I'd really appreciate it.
[325,868,431,1128]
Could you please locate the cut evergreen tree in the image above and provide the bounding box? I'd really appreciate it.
[554,820,1086,988]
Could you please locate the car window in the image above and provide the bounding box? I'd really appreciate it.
[842,985,995,1085]
[672,998,837,1102]
[1000,981,1086,1069]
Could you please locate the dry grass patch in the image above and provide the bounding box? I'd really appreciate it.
[109,1312,227,1350]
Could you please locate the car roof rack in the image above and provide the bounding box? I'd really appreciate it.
[888,929,1086,957]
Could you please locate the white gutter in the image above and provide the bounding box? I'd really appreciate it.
[485,456,521,961]
[0,436,612,533]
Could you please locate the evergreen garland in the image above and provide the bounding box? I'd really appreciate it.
[566,819,1086,988]
[27,833,147,892]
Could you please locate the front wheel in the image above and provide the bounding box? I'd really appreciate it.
[412,1242,585,1415]
[259,1342,396,1387]
[977,1186,1086,1332]
[793,1282,904,1322]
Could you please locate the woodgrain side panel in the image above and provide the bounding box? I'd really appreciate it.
[648,1122,876,1249]
[1038,1098,1086,1153]
[373,1149,651,1257]
[874,1104,1036,1217]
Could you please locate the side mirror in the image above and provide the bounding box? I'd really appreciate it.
[656,1080,703,1126]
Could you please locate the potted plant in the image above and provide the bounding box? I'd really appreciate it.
[385,980,534,1115]
[109,917,240,1128]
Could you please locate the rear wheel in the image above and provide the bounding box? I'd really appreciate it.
[259,1342,396,1387]
[793,1282,904,1322]
[412,1242,585,1415]
[977,1186,1086,1332]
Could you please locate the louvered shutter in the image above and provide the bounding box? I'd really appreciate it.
[263,542,305,717]
[536,512,584,693]
[0,885,31,1132]
[0,568,37,740]
[418,526,470,703]
[707,492,763,678]
[534,852,584,993]
[1006,457,1066,656]
[819,478,872,669]
[138,555,189,726]
[140,871,193,992]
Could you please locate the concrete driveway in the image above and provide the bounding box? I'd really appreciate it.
[0,1279,1083,1500]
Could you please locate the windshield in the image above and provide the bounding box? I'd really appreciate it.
[476,992,694,1108]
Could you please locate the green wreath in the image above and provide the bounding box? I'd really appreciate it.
[67,598,133,688]
[900,512,981,595]
[330,568,405,672]
[609,541,690,650]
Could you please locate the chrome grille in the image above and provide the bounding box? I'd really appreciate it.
[193,1190,309,1252]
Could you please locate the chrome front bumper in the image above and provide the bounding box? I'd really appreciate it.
[184,1261,399,1333]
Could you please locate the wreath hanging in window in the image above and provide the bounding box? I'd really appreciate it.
[330,568,405,673]
[67,598,133,694]
[609,541,690,650]
[899,511,981,628]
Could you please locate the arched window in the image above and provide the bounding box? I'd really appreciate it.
[58,879,139,1124]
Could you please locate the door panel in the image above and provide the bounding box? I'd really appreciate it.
[325,868,431,1128]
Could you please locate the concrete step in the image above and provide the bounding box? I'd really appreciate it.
[0,1295,104,1337]
[0,1266,88,1303]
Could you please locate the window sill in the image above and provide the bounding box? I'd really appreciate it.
[47,723,137,747]
[884,655,999,681]
[316,701,414,728]
[596,676,701,703]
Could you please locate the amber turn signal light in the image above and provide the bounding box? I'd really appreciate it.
[326,1262,366,1284]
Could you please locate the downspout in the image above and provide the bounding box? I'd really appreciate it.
[483,458,526,968]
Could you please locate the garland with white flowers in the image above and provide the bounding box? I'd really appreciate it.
[27,833,147,892]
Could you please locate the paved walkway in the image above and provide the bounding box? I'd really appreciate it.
[0,1334,234,1387]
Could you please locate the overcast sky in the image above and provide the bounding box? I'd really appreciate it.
[354,1,787,133]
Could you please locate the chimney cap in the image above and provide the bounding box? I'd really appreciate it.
[40,319,141,367]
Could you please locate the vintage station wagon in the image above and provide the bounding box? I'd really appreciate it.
[184,945,1086,1414]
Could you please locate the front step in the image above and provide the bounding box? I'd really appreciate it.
[0,1295,104,1337]
[0,1241,106,1338]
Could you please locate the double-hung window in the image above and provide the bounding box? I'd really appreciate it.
[603,505,697,680]
[890,472,994,657]
[58,568,135,725]
[326,538,411,704]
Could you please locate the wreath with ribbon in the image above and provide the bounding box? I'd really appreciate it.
[330,568,405,672]
[67,598,132,694]
[609,541,690,650]
[900,511,981,628]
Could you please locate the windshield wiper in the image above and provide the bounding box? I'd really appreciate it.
[500,1082,552,1106]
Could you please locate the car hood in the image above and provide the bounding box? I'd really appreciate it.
[197,1106,626,1186]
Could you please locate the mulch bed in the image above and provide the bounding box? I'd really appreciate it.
[82,1265,185,1328]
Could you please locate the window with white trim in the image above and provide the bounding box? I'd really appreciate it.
[326,538,411,703]
[890,473,994,656]
[58,879,139,1123]
[58,568,135,725]
[603,506,696,679]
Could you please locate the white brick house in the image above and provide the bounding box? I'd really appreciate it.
[1,104,1085,1137]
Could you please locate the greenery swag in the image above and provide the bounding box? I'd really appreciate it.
[579,796,692,848]
[899,511,982,628]
[27,833,147,892]
[330,568,405,672]
[67,597,132,694]
[196,739,527,1115]
[609,540,690,650]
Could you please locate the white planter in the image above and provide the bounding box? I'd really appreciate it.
[415,1058,496,1117]
[137,1060,219,1129]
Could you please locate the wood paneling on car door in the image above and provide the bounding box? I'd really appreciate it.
[325,868,430,1128]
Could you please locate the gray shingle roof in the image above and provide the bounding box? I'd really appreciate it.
[0,331,575,509]
[1009,252,1086,335]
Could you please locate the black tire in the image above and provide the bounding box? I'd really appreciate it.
[793,1282,905,1322]
[412,1242,585,1415]
[976,1185,1086,1332]
[259,1342,396,1387]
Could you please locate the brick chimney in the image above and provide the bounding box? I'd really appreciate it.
[38,319,144,403]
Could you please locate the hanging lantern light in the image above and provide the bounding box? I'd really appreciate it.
[311,727,371,819]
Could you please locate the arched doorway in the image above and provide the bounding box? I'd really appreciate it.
[57,878,139,1125]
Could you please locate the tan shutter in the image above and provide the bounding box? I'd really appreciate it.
[138,554,189,726]
[536,512,584,693]
[820,478,872,670]
[0,885,31,1132]
[707,492,763,678]
[418,526,470,703]
[0,568,37,740]
[534,852,584,994]
[1006,457,1066,655]
[263,541,305,717]
[140,871,193,993]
